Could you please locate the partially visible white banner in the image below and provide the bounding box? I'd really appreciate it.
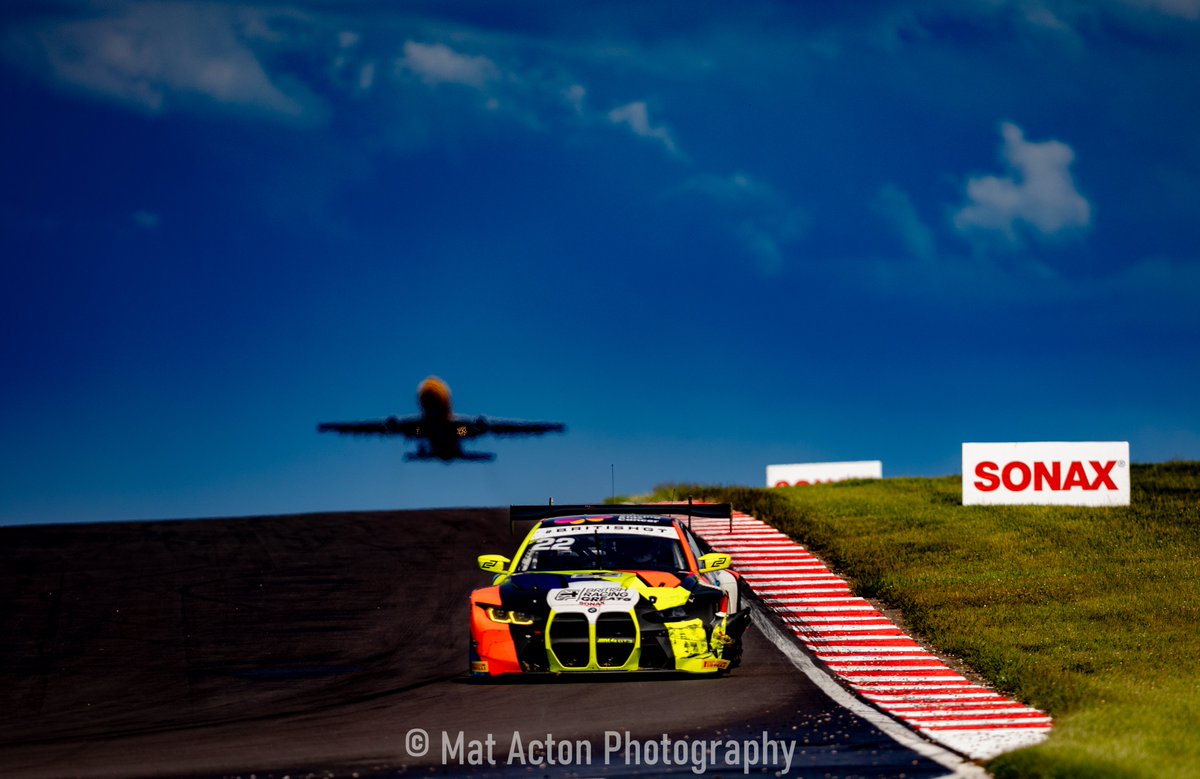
[767,461,883,488]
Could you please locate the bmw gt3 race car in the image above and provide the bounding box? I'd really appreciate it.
[470,503,751,677]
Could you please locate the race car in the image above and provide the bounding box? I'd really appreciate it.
[469,503,751,677]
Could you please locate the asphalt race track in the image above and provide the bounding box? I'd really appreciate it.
[1,510,963,778]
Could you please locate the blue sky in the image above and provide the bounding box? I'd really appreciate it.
[2,1,1198,525]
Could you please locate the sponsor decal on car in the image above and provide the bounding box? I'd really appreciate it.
[547,586,640,615]
[550,516,608,525]
[531,524,678,539]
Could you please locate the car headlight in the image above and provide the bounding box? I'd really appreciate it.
[486,607,535,625]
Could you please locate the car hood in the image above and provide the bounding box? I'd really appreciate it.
[503,570,682,592]
[496,570,694,616]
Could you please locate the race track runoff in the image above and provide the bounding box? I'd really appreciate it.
[1,510,978,778]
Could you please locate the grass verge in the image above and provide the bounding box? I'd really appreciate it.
[636,462,1200,778]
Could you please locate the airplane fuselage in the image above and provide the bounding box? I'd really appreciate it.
[413,376,472,460]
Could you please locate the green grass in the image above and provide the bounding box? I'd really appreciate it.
[635,463,1200,778]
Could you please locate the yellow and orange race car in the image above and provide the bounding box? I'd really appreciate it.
[470,504,750,677]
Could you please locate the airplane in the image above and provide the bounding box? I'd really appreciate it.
[317,376,566,462]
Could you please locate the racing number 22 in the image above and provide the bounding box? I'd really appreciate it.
[529,538,575,552]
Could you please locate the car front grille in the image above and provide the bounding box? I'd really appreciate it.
[547,612,639,670]
[595,613,637,668]
[548,614,590,668]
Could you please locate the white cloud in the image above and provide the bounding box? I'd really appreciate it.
[357,62,376,92]
[607,101,678,156]
[399,41,499,88]
[1116,0,1200,19]
[873,184,936,261]
[681,172,808,274]
[7,3,321,120]
[1019,3,1075,32]
[131,210,160,229]
[564,84,586,114]
[953,122,1091,245]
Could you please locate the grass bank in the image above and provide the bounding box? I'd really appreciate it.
[640,462,1200,778]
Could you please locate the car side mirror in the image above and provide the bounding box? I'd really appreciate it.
[478,554,511,573]
[698,552,731,573]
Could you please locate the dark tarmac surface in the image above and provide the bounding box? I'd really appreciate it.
[0,510,960,778]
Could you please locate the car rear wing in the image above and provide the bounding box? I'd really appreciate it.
[508,501,732,536]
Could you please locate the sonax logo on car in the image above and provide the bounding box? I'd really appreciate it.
[767,461,882,488]
[962,442,1130,506]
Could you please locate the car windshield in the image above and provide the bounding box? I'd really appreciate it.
[516,532,688,573]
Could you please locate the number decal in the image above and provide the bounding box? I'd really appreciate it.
[530,538,575,553]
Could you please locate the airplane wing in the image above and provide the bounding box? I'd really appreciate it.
[317,416,422,437]
[459,417,566,438]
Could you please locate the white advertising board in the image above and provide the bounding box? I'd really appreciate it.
[767,461,883,488]
[962,442,1130,506]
